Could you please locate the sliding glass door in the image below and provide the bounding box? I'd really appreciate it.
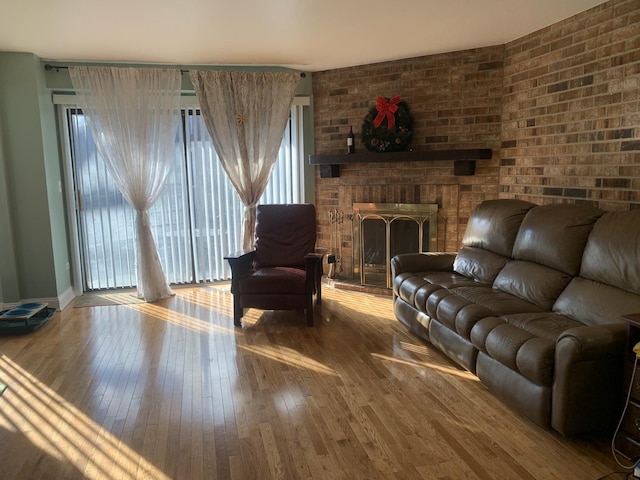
[63,105,305,291]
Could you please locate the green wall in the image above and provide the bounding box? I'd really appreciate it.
[0,52,71,305]
[0,112,19,304]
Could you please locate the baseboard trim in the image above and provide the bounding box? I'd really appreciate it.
[1,286,76,312]
[57,286,76,311]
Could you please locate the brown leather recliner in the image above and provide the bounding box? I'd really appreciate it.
[225,204,323,327]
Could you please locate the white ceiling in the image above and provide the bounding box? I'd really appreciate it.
[1,0,608,72]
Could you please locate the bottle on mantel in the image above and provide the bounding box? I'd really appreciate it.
[347,125,355,154]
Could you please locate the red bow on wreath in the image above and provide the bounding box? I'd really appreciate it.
[373,96,401,129]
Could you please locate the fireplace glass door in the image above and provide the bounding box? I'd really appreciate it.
[354,203,438,288]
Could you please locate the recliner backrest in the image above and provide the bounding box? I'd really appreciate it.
[254,204,317,269]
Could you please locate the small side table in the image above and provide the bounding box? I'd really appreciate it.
[615,313,640,460]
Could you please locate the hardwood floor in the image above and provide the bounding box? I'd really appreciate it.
[0,284,628,479]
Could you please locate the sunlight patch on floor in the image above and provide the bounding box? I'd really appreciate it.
[238,344,338,376]
[126,301,236,334]
[0,355,169,479]
[172,285,234,318]
[370,352,478,380]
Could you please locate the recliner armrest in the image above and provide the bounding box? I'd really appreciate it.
[224,250,256,294]
[224,249,256,260]
[305,252,324,305]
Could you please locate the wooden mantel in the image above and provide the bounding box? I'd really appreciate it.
[309,149,492,178]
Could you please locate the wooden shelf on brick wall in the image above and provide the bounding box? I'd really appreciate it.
[309,149,492,178]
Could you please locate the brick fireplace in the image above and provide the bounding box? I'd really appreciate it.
[312,46,504,282]
[311,0,640,286]
[353,203,437,288]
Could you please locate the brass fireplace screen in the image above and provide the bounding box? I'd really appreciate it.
[353,203,438,288]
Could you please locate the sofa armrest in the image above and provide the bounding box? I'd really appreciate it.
[391,252,457,277]
[552,322,628,436]
[556,323,628,361]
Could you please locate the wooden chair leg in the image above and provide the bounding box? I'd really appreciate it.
[315,262,322,305]
[233,296,243,327]
[305,295,314,327]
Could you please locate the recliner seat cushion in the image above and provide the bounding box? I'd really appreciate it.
[239,267,306,295]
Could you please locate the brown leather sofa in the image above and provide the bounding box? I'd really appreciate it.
[392,199,640,436]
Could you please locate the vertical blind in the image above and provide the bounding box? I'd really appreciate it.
[64,105,306,291]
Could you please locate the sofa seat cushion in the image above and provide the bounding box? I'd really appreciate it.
[239,267,306,295]
[396,271,481,307]
[422,271,486,289]
[395,273,433,305]
[393,272,421,297]
[471,312,585,387]
[425,286,544,339]
[446,286,544,317]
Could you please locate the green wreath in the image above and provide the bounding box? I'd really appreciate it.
[361,96,413,152]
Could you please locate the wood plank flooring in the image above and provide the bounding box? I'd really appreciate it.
[0,284,628,479]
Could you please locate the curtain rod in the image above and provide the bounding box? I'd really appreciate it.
[43,63,306,77]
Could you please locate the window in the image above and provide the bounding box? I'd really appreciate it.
[63,104,306,290]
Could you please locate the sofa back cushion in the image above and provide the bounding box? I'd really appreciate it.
[460,199,535,257]
[455,200,534,281]
[512,203,603,275]
[553,209,640,325]
[554,277,640,326]
[453,247,510,285]
[580,209,640,293]
[494,261,572,310]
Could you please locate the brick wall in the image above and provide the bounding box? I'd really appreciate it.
[501,0,640,210]
[312,47,505,279]
[312,0,640,281]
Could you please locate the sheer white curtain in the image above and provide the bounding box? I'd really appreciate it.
[69,66,182,302]
[189,70,300,250]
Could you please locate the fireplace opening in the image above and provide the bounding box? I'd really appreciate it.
[353,203,438,288]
